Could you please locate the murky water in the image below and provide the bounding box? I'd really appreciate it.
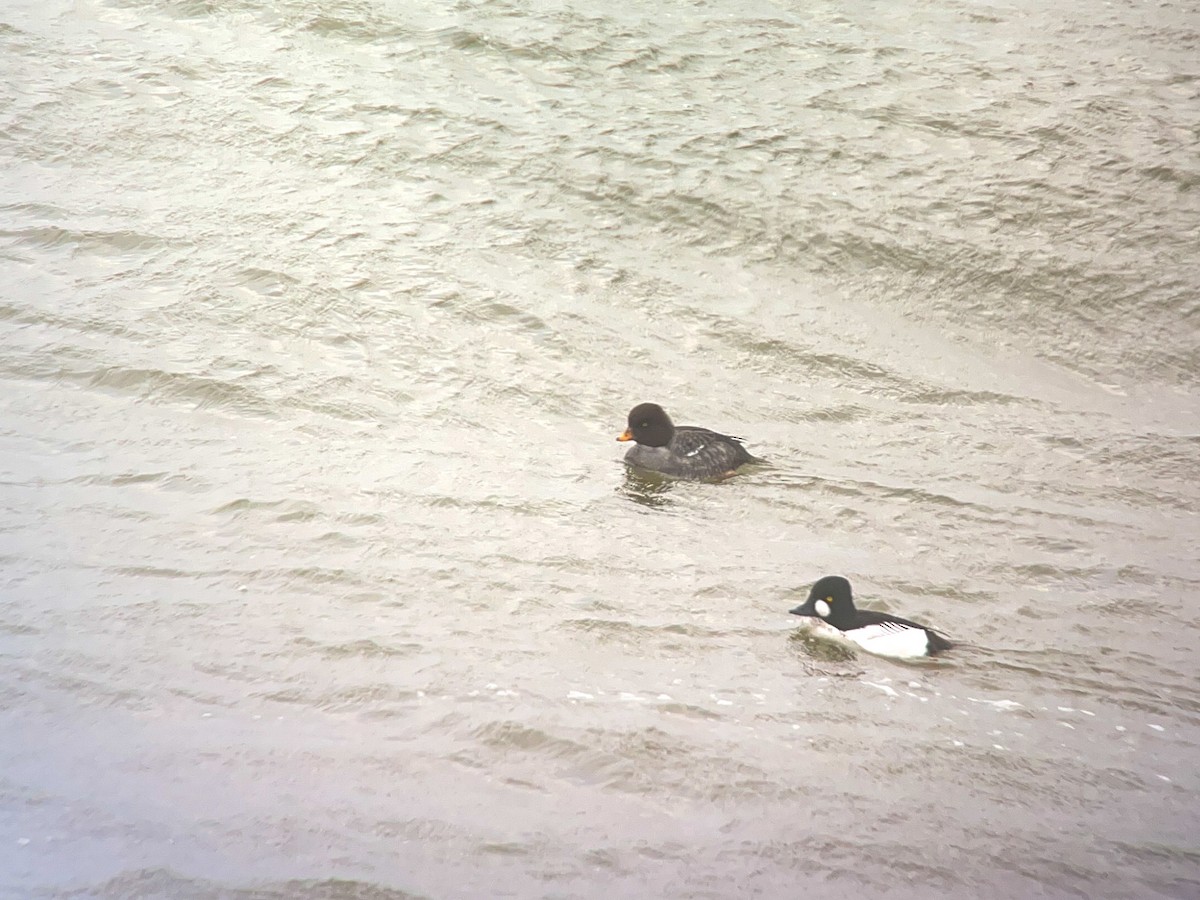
[2,0,1198,897]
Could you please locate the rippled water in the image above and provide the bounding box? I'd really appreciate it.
[2,0,1199,897]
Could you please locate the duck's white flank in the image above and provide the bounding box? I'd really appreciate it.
[844,622,931,659]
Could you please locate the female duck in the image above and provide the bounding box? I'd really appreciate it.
[617,402,762,480]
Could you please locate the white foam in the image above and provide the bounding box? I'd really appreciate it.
[967,697,1024,712]
[865,681,899,698]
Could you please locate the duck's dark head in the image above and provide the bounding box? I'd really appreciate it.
[790,575,856,628]
[617,402,675,447]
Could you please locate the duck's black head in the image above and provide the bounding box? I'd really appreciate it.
[789,575,857,630]
[617,402,675,448]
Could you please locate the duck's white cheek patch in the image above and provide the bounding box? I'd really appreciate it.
[814,599,831,618]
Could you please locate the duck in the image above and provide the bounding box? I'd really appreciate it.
[617,402,763,480]
[789,575,952,659]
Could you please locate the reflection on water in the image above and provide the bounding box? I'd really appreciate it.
[617,467,677,508]
[788,626,860,665]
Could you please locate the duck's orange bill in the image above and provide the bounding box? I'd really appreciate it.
[616,429,633,442]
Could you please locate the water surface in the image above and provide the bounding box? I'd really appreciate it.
[2,0,1198,897]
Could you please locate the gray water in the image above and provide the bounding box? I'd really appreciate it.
[2,0,1199,897]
